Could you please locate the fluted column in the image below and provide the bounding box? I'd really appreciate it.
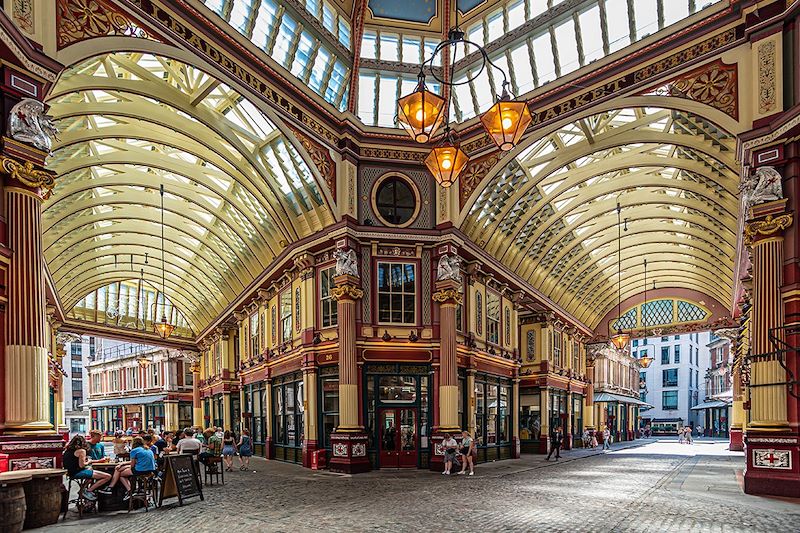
[433,278,462,433]
[4,183,51,433]
[331,274,362,431]
[191,361,202,428]
[746,207,792,430]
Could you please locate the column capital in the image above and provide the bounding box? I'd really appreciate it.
[745,212,793,246]
[1,154,55,200]
[331,274,363,301]
[433,278,463,305]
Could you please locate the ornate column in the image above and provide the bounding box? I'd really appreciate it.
[742,196,796,495]
[512,378,521,458]
[328,247,369,473]
[301,354,318,468]
[191,358,202,428]
[164,401,179,431]
[430,252,463,471]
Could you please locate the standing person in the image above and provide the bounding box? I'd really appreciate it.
[685,426,693,444]
[215,426,224,440]
[590,430,598,449]
[457,430,476,476]
[602,427,611,450]
[546,425,563,460]
[582,429,590,448]
[441,433,458,475]
[63,435,112,501]
[88,430,105,460]
[221,430,238,472]
[678,427,685,444]
[237,429,253,471]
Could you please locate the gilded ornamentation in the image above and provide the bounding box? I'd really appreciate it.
[432,288,463,305]
[330,284,364,301]
[57,0,153,49]
[1,157,55,193]
[459,152,501,210]
[360,146,425,162]
[644,59,738,119]
[744,213,793,245]
[758,40,777,115]
[288,126,336,201]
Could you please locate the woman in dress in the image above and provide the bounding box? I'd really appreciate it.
[237,428,253,471]
[222,430,238,471]
[457,430,477,476]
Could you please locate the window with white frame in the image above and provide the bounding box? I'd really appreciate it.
[553,331,563,367]
[320,267,338,328]
[111,370,120,391]
[151,363,160,387]
[377,262,416,324]
[214,342,222,376]
[486,291,500,345]
[128,367,138,390]
[281,289,293,342]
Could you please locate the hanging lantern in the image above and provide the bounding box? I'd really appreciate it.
[610,329,631,351]
[136,353,151,368]
[154,314,175,340]
[480,85,532,151]
[639,354,654,368]
[424,141,469,188]
[397,76,446,143]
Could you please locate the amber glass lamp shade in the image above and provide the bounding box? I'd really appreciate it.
[154,315,175,339]
[480,98,532,151]
[639,354,654,368]
[425,144,469,188]
[397,81,446,143]
[609,329,631,351]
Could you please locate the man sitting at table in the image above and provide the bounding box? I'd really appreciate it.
[88,430,105,461]
[100,436,157,500]
[199,428,222,465]
[176,428,202,455]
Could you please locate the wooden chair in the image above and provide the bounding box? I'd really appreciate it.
[203,455,224,486]
[127,471,158,512]
[62,477,95,520]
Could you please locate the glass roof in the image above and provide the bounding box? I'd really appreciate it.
[462,107,739,328]
[357,0,724,125]
[200,0,350,110]
[45,52,335,333]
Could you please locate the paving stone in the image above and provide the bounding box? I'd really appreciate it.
[45,439,800,532]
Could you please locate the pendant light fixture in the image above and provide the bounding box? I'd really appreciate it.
[609,201,630,351]
[639,258,654,368]
[154,183,175,340]
[396,11,530,187]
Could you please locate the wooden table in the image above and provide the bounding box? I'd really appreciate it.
[90,461,134,512]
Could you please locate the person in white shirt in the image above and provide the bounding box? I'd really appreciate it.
[441,433,458,475]
[176,429,202,455]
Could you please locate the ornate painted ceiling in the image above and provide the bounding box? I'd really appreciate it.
[45,52,335,334]
[461,107,739,328]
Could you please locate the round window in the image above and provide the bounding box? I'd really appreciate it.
[373,176,419,227]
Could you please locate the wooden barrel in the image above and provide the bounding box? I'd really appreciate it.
[0,472,32,533]
[23,469,66,529]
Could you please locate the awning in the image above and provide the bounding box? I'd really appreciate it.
[594,392,653,408]
[86,394,166,408]
[690,400,730,410]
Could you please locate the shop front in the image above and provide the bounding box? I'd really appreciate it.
[364,363,431,469]
[691,400,731,437]
[273,371,305,464]
[473,374,513,462]
[519,388,542,454]
[242,381,269,457]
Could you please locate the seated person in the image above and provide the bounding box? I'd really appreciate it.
[112,431,128,458]
[176,429,202,455]
[199,429,222,465]
[88,430,105,461]
[101,436,157,499]
[63,435,111,501]
[143,434,159,456]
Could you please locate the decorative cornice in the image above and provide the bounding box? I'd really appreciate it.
[744,213,793,245]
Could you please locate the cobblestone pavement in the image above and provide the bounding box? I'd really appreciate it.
[44,439,800,532]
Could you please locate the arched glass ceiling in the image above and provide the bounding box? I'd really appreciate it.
[69,279,194,338]
[357,0,724,126]
[45,52,335,333]
[200,0,351,110]
[462,107,739,328]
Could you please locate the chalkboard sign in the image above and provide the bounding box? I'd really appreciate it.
[159,454,204,506]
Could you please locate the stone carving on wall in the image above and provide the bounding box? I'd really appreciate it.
[288,125,336,201]
[741,166,783,211]
[8,98,58,152]
[758,40,777,115]
[333,248,359,278]
[57,0,154,49]
[436,254,462,282]
[643,59,738,119]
